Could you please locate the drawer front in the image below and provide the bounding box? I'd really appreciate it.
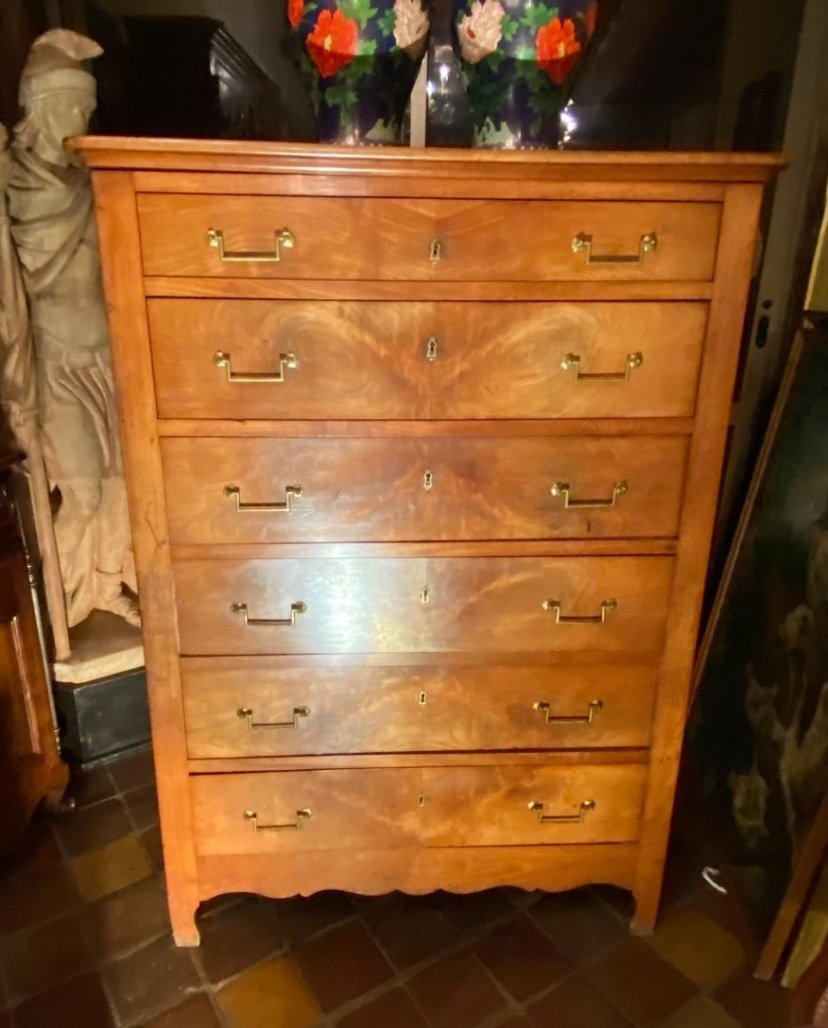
[138,195,720,281]
[173,556,674,656]
[162,436,687,544]
[191,763,646,854]
[182,661,657,757]
[149,299,707,421]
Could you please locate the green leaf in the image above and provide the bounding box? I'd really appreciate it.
[338,0,378,28]
[520,3,559,29]
[500,15,519,40]
[514,43,536,61]
[378,7,396,33]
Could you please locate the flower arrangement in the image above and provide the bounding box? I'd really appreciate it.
[455,0,598,147]
[289,0,429,143]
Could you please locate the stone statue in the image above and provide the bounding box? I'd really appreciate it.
[8,30,139,629]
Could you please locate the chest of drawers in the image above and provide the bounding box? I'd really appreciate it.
[74,138,782,945]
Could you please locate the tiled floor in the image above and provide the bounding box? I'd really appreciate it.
[0,748,794,1028]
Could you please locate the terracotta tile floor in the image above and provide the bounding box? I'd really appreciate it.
[0,749,794,1028]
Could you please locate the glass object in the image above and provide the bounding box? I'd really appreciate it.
[425,0,474,146]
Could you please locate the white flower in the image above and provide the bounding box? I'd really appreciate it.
[393,0,429,59]
[457,0,505,64]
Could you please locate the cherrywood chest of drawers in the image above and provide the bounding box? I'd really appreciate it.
[74,138,782,945]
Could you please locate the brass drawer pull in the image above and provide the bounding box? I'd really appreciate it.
[243,808,312,832]
[542,598,617,624]
[213,350,297,383]
[561,352,643,382]
[550,481,628,509]
[207,226,295,263]
[230,601,307,627]
[572,231,658,265]
[529,799,595,824]
[223,484,302,513]
[237,706,310,730]
[534,699,603,725]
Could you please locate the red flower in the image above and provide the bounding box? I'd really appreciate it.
[288,0,304,28]
[306,8,359,78]
[536,16,582,84]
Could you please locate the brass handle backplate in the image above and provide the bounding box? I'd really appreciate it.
[550,481,628,509]
[213,350,297,383]
[534,699,603,725]
[207,227,295,263]
[230,601,307,627]
[223,484,302,513]
[237,706,310,730]
[529,799,596,824]
[561,352,643,382]
[572,231,658,265]
[543,598,617,624]
[243,808,311,831]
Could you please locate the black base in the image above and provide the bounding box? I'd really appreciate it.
[54,666,150,765]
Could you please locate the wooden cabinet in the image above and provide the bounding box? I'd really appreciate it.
[73,137,782,945]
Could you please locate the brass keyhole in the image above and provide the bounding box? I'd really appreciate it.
[423,470,434,492]
[418,691,427,706]
[429,239,443,263]
[420,588,430,606]
[425,336,439,362]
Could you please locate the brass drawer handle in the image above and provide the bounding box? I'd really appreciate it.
[230,601,306,627]
[223,484,302,513]
[243,808,312,831]
[529,799,596,824]
[534,699,603,725]
[561,352,643,382]
[237,705,310,730]
[213,350,297,383]
[572,231,658,265]
[550,481,628,509]
[207,226,295,263]
[542,598,617,624]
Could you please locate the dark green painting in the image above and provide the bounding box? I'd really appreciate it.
[691,332,828,929]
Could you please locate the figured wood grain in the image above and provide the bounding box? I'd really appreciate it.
[89,171,201,946]
[190,762,645,855]
[148,299,708,421]
[172,555,674,657]
[138,195,721,282]
[161,435,687,544]
[181,661,658,757]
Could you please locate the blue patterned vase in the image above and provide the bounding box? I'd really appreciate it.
[289,0,429,143]
[454,0,598,148]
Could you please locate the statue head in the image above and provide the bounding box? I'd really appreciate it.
[15,30,103,166]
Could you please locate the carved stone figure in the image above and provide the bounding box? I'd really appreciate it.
[8,29,139,628]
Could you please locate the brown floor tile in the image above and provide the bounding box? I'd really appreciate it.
[71,834,154,902]
[124,784,160,831]
[56,797,133,857]
[475,914,571,1002]
[526,973,635,1028]
[529,888,627,963]
[336,987,427,1028]
[82,875,170,961]
[586,937,696,1027]
[432,889,514,931]
[294,919,393,1012]
[650,908,746,989]
[140,825,165,870]
[0,862,79,934]
[197,898,282,984]
[1,910,93,1003]
[108,747,156,792]
[0,1010,9,1028]
[662,995,743,1028]
[103,934,201,1024]
[715,969,793,1028]
[217,956,321,1028]
[140,993,221,1028]
[364,894,460,970]
[591,886,636,920]
[408,951,507,1028]
[69,763,118,808]
[691,888,764,965]
[272,891,354,943]
[495,1019,534,1027]
[11,972,114,1028]
[0,821,62,881]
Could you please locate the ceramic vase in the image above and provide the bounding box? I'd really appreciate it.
[454,0,598,148]
[289,0,429,144]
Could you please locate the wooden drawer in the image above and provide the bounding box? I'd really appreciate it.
[138,195,720,281]
[190,763,646,854]
[182,660,657,757]
[162,435,687,544]
[173,556,674,657]
[149,299,707,421]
